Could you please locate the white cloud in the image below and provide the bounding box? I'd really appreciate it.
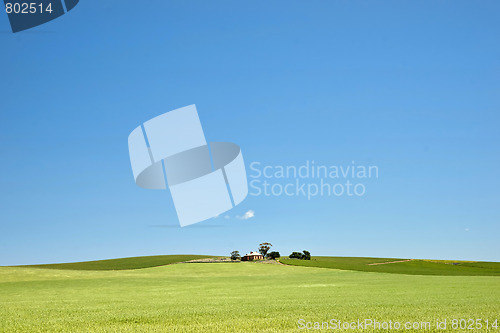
[238,210,255,220]
[224,215,230,219]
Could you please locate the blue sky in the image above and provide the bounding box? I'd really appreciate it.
[0,0,499,265]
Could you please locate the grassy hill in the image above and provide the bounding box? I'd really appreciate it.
[11,255,500,275]
[280,256,500,276]
[14,255,213,270]
[1,261,499,332]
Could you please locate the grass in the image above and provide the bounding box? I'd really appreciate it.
[15,255,213,270]
[280,256,500,276]
[1,257,499,332]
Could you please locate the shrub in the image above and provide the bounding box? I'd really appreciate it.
[289,250,311,260]
[289,252,303,259]
[267,251,280,260]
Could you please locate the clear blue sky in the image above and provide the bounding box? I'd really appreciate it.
[1,0,499,265]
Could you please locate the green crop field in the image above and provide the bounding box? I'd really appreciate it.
[280,256,500,276]
[1,256,499,332]
[17,255,213,271]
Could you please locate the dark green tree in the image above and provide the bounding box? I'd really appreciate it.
[289,252,303,259]
[289,251,311,260]
[267,251,280,260]
[302,250,311,260]
[230,251,241,261]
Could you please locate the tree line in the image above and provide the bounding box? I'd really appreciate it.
[230,243,311,261]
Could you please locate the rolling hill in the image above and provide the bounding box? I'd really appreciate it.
[14,255,213,270]
[1,258,499,332]
[279,256,500,276]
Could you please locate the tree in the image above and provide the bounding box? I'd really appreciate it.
[302,250,311,260]
[258,242,272,258]
[289,250,311,260]
[230,251,241,261]
[267,251,280,260]
[289,252,303,259]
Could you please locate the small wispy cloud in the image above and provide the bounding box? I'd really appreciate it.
[211,214,230,220]
[147,224,223,228]
[237,209,255,220]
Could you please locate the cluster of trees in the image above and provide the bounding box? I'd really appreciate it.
[230,242,281,261]
[289,250,311,260]
[231,244,311,261]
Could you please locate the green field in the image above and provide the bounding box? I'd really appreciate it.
[280,256,500,276]
[1,256,499,332]
[17,255,213,270]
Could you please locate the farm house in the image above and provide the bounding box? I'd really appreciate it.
[241,252,263,261]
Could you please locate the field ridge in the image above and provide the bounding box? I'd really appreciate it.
[9,254,214,271]
[280,256,500,276]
